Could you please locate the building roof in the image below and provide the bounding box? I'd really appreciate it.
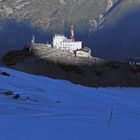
[54,34,65,37]
[75,47,91,53]
[129,57,140,62]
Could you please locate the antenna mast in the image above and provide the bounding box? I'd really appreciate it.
[70,24,75,41]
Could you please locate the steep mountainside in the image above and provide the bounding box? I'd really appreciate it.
[90,0,140,61]
[0,0,116,56]
[0,0,140,61]
[0,0,117,30]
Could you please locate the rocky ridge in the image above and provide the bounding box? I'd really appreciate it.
[1,46,140,87]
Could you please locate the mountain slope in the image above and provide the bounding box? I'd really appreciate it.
[0,0,140,61]
[0,0,118,56]
[0,67,140,139]
[90,2,140,61]
[0,0,113,30]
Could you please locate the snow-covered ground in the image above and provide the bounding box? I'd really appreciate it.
[0,67,140,140]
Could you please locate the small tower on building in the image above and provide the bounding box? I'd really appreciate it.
[31,35,35,45]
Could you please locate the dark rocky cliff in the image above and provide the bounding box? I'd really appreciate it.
[2,47,140,87]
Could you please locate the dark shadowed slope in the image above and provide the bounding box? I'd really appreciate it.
[89,7,140,61]
[103,0,123,18]
[0,20,53,56]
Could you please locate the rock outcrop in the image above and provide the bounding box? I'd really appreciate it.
[1,47,140,87]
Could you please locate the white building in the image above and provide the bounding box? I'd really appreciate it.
[129,57,140,66]
[30,25,92,58]
[74,47,91,58]
[53,34,82,52]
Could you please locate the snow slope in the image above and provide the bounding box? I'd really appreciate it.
[0,67,140,140]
